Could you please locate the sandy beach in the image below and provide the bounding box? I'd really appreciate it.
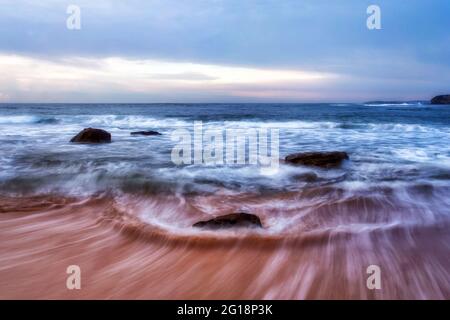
[1,194,449,299]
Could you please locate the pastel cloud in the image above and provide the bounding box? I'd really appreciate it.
[0,0,449,102]
[0,54,337,102]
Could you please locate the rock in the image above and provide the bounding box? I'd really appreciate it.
[431,95,450,105]
[193,212,263,230]
[70,128,111,143]
[130,130,162,136]
[285,151,349,168]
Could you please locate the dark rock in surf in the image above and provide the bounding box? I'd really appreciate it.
[193,213,263,230]
[285,151,349,168]
[70,128,111,143]
[130,130,162,136]
[430,95,450,105]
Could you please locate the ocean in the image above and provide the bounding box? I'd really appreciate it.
[0,102,449,298]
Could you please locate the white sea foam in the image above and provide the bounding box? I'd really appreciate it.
[0,115,43,124]
[363,102,420,107]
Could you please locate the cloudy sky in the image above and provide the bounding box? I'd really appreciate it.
[0,0,449,102]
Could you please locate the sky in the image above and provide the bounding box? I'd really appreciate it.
[0,0,449,103]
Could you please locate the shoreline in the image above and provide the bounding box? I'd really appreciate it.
[1,194,449,299]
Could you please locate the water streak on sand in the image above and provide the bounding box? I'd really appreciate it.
[0,192,449,299]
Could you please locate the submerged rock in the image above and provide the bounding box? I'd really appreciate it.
[285,151,349,168]
[193,213,263,230]
[70,128,111,143]
[130,130,162,136]
[431,95,450,105]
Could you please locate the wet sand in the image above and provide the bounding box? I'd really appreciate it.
[0,195,449,299]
